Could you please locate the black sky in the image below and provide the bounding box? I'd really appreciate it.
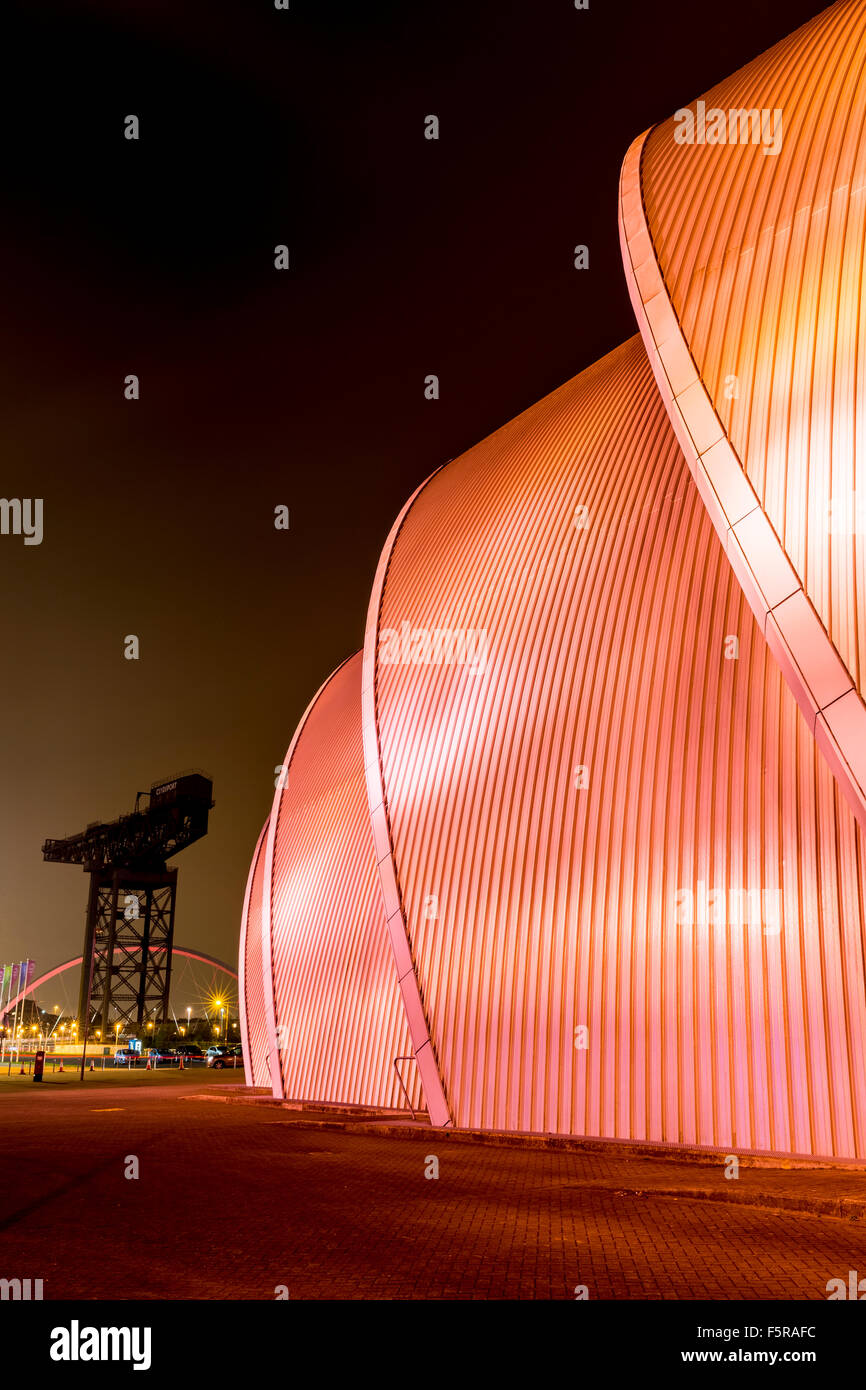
[0,0,830,979]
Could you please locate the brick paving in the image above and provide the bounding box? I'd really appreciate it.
[1,1080,866,1299]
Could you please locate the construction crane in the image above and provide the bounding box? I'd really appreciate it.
[43,773,214,1037]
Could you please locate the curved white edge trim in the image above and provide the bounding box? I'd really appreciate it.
[260,653,358,1100]
[238,818,269,1089]
[619,129,866,835]
[362,468,453,1128]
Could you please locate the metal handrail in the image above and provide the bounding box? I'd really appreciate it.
[393,1055,418,1119]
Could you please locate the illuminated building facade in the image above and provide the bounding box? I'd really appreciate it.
[241,0,866,1158]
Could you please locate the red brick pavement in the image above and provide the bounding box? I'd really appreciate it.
[1,1082,865,1299]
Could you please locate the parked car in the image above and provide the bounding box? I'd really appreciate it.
[174,1044,203,1059]
[147,1046,177,1062]
[206,1045,241,1069]
[113,1048,139,1065]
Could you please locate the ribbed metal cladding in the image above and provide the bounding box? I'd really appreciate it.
[634,0,866,823]
[265,651,420,1111]
[239,819,271,1088]
[368,334,866,1154]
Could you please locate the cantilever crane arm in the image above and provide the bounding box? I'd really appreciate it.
[42,774,214,871]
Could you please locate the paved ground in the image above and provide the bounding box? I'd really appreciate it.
[2,1081,866,1299]
[0,1063,227,1093]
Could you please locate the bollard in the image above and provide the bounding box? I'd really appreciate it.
[89,1060,94,1071]
[33,1050,45,1083]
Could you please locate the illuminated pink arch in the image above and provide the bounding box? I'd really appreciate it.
[1,946,238,1020]
[239,819,270,1087]
[257,665,342,1098]
[259,650,419,1109]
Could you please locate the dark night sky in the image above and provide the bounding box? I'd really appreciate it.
[0,0,830,979]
